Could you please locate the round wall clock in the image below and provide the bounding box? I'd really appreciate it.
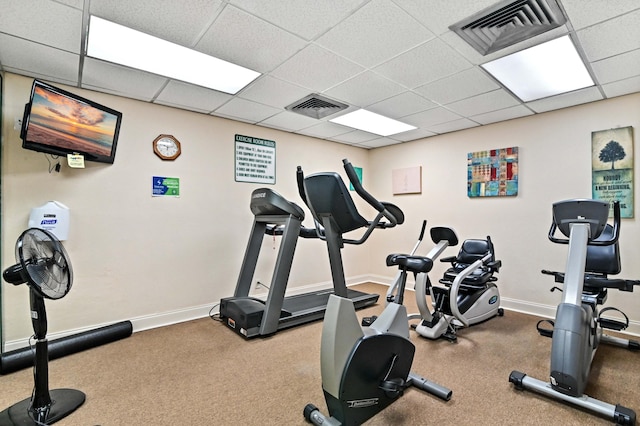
[153,134,181,160]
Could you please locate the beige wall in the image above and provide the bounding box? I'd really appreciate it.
[1,73,370,346]
[2,72,639,348]
[367,92,640,334]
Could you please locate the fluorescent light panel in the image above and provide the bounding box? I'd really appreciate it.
[481,35,594,102]
[86,16,260,94]
[330,109,416,136]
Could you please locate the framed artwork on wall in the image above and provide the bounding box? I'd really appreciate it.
[467,147,518,197]
[392,166,422,195]
[592,126,634,218]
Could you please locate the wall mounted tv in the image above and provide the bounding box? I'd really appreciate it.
[20,79,123,164]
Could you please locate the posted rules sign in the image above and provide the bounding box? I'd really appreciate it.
[235,134,276,184]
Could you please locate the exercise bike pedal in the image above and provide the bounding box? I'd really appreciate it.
[536,319,554,338]
[598,307,629,331]
[379,378,406,399]
[361,315,378,326]
[599,318,627,331]
[442,331,457,343]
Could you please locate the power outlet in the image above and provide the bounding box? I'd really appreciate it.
[14,117,22,131]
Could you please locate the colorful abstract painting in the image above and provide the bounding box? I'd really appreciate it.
[468,147,518,197]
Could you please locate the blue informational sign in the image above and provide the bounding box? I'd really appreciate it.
[152,176,180,197]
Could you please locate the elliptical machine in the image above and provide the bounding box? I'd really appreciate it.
[301,159,452,426]
[509,199,639,425]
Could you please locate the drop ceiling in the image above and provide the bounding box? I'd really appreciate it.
[1,0,639,149]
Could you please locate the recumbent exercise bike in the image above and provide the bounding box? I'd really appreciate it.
[509,199,639,425]
[380,221,503,342]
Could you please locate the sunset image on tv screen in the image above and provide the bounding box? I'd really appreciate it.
[26,86,119,158]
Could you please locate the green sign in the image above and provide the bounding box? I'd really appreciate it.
[152,176,180,197]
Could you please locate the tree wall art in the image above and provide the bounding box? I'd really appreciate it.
[592,126,634,218]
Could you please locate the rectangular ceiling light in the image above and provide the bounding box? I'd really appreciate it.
[329,109,416,136]
[87,16,260,94]
[481,35,594,102]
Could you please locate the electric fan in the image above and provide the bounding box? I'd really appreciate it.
[1,228,85,425]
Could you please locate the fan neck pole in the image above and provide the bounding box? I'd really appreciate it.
[31,339,52,419]
[30,289,48,340]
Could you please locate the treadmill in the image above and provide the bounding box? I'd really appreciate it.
[219,187,378,339]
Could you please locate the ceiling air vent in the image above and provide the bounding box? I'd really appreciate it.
[285,94,348,120]
[449,0,567,56]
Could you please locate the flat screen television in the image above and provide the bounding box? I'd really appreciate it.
[20,79,123,164]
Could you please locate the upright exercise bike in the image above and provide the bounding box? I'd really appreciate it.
[509,199,639,425]
[301,159,452,426]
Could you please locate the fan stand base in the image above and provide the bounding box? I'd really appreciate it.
[0,388,85,425]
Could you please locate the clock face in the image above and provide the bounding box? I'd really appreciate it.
[157,137,178,156]
[153,135,181,160]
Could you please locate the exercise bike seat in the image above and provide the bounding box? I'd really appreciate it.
[386,254,434,274]
[439,238,499,287]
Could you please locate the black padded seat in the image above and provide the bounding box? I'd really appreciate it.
[386,254,434,274]
[439,239,496,287]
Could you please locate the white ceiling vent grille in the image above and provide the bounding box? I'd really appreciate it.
[449,0,567,56]
[285,94,349,119]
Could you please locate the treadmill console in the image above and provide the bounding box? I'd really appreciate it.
[250,188,305,219]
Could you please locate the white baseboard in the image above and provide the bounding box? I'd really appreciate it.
[4,276,637,351]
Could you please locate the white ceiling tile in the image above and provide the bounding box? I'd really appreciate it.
[577,9,640,61]
[367,91,437,119]
[470,105,534,125]
[0,0,82,53]
[271,44,364,92]
[560,0,640,30]
[324,71,406,107]
[238,76,310,109]
[375,38,472,88]
[195,5,306,73]
[357,137,403,149]
[394,0,500,35]
[213,98,281,123]
[227,0,368,41]
[55,0,83,9]
[427,118,479,134]
[81,58,168,101]
[389,127,437,142]
[602,75,640,99]
[591,48,640,84]
[297,122,353,139]
[402,107,462,127]
[415,67,500,105]
[154,80,232,113]
[526,86,604,113]
[446,90,519,116]
[259,111,320,131]
[90,0,223,47]
[0,34,79,84]
[329,130,378,144]
[317,1,434,68]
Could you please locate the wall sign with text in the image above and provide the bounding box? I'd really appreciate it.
[592,126,634,218]
[235,134,276,184]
